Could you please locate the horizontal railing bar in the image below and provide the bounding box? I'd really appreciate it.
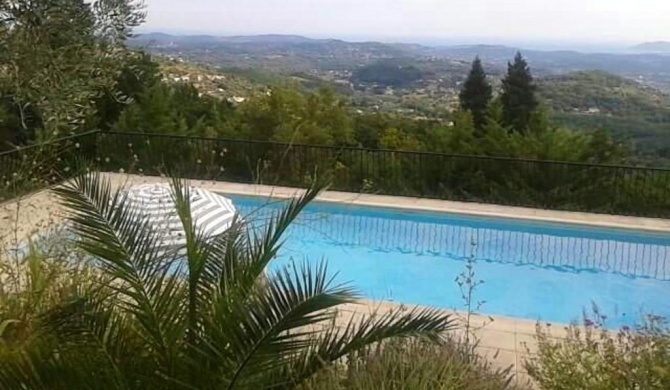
[100,131,670,172]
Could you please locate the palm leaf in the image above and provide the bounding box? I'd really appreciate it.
[265,305,456,389]
[230,182,323,298]
[53,172,187,379]
[37,294,137,389]
[206,260,355,389]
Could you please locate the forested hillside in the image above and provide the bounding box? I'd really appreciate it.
[0,51,636,167]
[104,55,630,167]
[158,60,269,99]
[128,33,670,162]
[151,61,668,164]
[538,71,670,157]
[352,63,425,88]
[131,33,670,92]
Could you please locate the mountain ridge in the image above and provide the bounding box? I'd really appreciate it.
[630,41,670,53]
[135,33,670,56]
[134,32,341,45]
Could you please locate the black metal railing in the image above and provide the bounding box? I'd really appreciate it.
[95,131,670,219]
[2,131,669,218]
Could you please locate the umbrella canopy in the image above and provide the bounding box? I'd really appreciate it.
[123,183,236,251]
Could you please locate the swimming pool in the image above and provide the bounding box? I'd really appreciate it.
[229,194,670,327]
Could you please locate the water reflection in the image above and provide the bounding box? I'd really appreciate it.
[233,197,670,281]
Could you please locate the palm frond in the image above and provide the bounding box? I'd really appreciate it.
[53,172,187,378]
[168,177,224,384]
[37,294,137,389]
[207,217,248,297]
[265,305,456,389]
[228,182,323,298]
[192,260,353,389]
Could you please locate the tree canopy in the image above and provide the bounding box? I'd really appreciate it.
[0,0,146,144]
[458,57,492,133]
[353,63,424,89]
[105,79,627,166]
[501,52,539,133]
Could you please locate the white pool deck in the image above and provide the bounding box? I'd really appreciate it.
[2,173,670,387]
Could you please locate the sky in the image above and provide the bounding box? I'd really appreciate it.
[140,0,670,47]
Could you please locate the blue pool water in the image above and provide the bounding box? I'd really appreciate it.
[229,195,670,327]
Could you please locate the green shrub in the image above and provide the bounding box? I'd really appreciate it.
[525,313,670,390]
[0,230,97,351]
[301,338,523,390]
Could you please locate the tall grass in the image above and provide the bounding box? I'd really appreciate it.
[301,337,523,390]
[0,229,97,352]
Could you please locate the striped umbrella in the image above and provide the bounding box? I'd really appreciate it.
[123,183,236,251]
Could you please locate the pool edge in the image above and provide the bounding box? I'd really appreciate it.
[217,187,670,235]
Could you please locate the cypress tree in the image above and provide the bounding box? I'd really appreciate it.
[459,56,492,133]
[501,52,538,133]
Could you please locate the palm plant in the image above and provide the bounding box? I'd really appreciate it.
[0,173,454,390]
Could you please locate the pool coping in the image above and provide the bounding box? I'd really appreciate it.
[206,181,670,235]
[227,191,670,238]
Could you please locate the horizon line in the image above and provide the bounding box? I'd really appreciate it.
[134,29,655,52]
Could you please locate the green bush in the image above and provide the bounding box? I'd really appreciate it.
[301,338,524,390]
[0,230,97,352]
[525,313,670,390]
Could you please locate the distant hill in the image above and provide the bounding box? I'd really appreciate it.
[429,45,520,60]
[538,71,670,156]
[132,33,670,92]
[221,35,317,44]
[133,33,221,44]
[132,32,398,53]
[630,41,670,54]
[429,45,670,88]
[130,33,409,72]
[133,33,317,45]
[133,33,670,157]
[539,71,669,114]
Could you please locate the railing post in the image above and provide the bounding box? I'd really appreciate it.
[613,167,622,214]
[92,130,100,170]
[359,148,364,192]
